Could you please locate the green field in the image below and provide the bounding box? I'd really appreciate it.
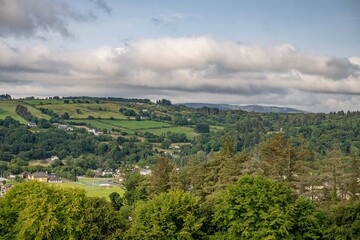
[210,125,225,131]
[101,119,172,130]
[0,101,50,123]
[40,103,129,119]
[141,126,197,139]
[53,178,124,201]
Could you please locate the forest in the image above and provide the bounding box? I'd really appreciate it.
[0,97,360,239]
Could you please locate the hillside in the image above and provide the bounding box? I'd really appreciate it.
[1,96,360,240]
[181,102,307,113]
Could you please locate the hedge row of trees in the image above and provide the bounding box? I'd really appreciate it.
[1,175,359,239]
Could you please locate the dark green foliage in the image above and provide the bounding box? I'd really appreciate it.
[61,112,70,119]
[212,176,322,239]
[323,200,360,239]
[156,99,172,106]
[119,107,137,116]
[149,157,175,196]
[123,171,149,204]
[0,181,126,240]
[15,104,32,121]
[0,94,11,100]
[127,189,204,239]
[195,123,210,133]
[109,192,124,210]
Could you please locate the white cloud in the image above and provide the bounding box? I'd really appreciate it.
[0,0,98,38]
[0,37,359,112]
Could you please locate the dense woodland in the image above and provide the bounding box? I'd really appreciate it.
[0,97,360,239]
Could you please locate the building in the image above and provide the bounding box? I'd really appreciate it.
[58,125,73,131]
[48,176,63,183]
[27,122,37,127]
[28,172,49,182]
[87,129,103,136]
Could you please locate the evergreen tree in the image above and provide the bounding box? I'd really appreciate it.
[149,157,175,196]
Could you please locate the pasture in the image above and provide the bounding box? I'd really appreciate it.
[141,126,197,139]
[0,101,49,123]
[101,119,172,130]
[40,103,129,119]
[53,177,124,201]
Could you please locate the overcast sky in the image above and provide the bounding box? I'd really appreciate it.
[0,0,359,112]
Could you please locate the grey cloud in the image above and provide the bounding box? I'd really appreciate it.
[325,58,359,80]
[150,13,187,28]
[150,17,167,26]
[0,41,73,74]
[0,77,32,85]
[121,38,358,80]
[0,37,360,112]
[130,83,288,96]
[0,0,96,39]
[88,0,112,14]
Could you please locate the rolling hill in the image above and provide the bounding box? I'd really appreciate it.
[180,103,307,113]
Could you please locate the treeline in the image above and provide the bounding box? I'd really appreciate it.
[174,108,360,156]
[15,104,32,121]
[1,174,359,239]
[64,96,152,104]
[0,94,11,100]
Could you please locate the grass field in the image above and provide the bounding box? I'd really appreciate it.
[40,103,129,119]
[141,126,197,139]
[53,177,124,201]
[210,125,225,131]
[68,119,136,134]
[101,119,171,130]
[0,101,50,123]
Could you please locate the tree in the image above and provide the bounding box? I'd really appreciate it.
[195,123,210,133]
[0,94,11,100]
[320,145,347,204]
[0,181,126,240]
[149,157,175,196]
[109,192,124,210]
[127,190,204,239]
[81,197,124,240]
[160,138,171,149]
[323,200,360,239]
[61,112,70,119]
[0,181,86,239]
[347,147,360,200]
[156,99,172,106]
[212,175,322,239]
[259,133,299,184]
[123,171,149,204]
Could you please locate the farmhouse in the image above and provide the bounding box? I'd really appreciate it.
[87,129,103,136]
[48,176,63,183]
[58,124,73,131]
[28,172,49,182]
[18,172,30,179]
[27,122,37,127]
[46,155,59,164]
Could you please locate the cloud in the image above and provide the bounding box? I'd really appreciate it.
[0,0,96,39]
[88,0,112,14]
[0,37,359,112]
[150,13,187,28]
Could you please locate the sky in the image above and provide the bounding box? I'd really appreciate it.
[0,0,359,112]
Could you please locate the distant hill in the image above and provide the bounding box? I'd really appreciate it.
[180,103,307,113]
